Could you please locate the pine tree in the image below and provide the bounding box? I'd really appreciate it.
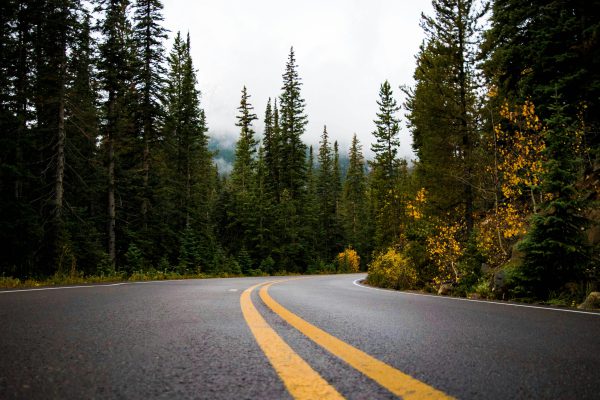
[232,86,258,191]
[38,0,74,274]
[341,134,372,259]
[263,98,281,199]
[406,0,486,236]
[227,86,259,263]
[273,47,309,271]
[64,10,105,274]
[332,140,343,252]
[278,47,308,198]
[304,145,319,265]
[252,146,275,265]
[371,81,401,184]
[370,81,404,247]
[162,31,214,270]
[518,101,589,298]
[132,0,167,226]
[0,1,42,277]
[97,0,139,268]
[316,126,335,261]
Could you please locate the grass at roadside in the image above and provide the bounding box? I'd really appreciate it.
[0,271,243,289]
[0,268,321,289]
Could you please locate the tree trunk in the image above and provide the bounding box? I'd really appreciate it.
[457,0,474,236]
[53,51,67,273]
[108,99,116,268]
[142,130,149,225]
[55,58,66,221]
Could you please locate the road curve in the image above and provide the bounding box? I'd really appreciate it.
[1,274,599,399]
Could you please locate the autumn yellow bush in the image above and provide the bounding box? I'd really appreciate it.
[367,248,417,290]
[426,220,464,284]
[336,248,360,273]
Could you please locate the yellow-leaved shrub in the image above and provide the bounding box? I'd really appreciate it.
[426,220,464,284]
[367,248,417,290]
[336,248,360,273]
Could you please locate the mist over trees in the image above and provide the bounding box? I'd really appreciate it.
[1,0,598,303]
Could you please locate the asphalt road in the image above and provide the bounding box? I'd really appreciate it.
[1,274,599,399]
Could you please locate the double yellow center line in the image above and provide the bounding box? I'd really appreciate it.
[240,279,454,400]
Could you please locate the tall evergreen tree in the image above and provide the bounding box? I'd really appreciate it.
[406,0,486,236]
[232,86,258,191]
[64,10,105,274]
[226,86,259,262]
[371,81,401,184]
[273,47,309,271]
[34,0,74,273]
[252,146,275,267]
[518,101,590,298]
[0,0,72,276]
[304,145,319,265]
[132,0,167,226]
[341,134,371,260]
[263,98,281,199]
[316,126,335,260]
[278,47,308,198]
[332,140,343,251]
[370,81,405,247]
[162,32,214,270]
[97,0,139,268]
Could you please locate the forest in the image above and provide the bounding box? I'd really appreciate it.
[1,0,598,305]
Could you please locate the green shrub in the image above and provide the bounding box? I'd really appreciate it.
[0,276,22,288]
[367,248,417,290]
[473,279,492,299]
[260,256,275,275]
[307,260,336,275]
[125,243,144,272]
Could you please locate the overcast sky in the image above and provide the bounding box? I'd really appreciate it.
[161,0,433,160]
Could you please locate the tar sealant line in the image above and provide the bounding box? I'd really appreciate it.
[130,279,188,284]
[0,282,128,294]
[352,279,600,316]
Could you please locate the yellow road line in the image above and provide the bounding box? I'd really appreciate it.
[240,282,345,400]
[260,282,454,400]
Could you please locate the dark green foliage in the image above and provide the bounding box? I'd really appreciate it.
[232,86,258,191]
[97,0,140,267]
[266,47,310,272]
[262,98,280,198]
[370,81,406,247]
[316,126,337,261]
[178,226,201,273]
[341,134,372,261]
[518,102,589,298]
[132,0,167,237]
[251,147,276,263]
[278,47,308,198]
[482,0,600,156]
[371,81,401,183]
[303,146,320,264]
[160,32,217,270]
[237,247,253,274]
[125,242,145,272]
[406,0,486,236]
[259,256,276,275]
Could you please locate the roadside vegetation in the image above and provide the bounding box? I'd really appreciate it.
[1,0,598,306]
[363,0,599,309]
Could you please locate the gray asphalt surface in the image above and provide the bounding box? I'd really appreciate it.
[1,274,599,399]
